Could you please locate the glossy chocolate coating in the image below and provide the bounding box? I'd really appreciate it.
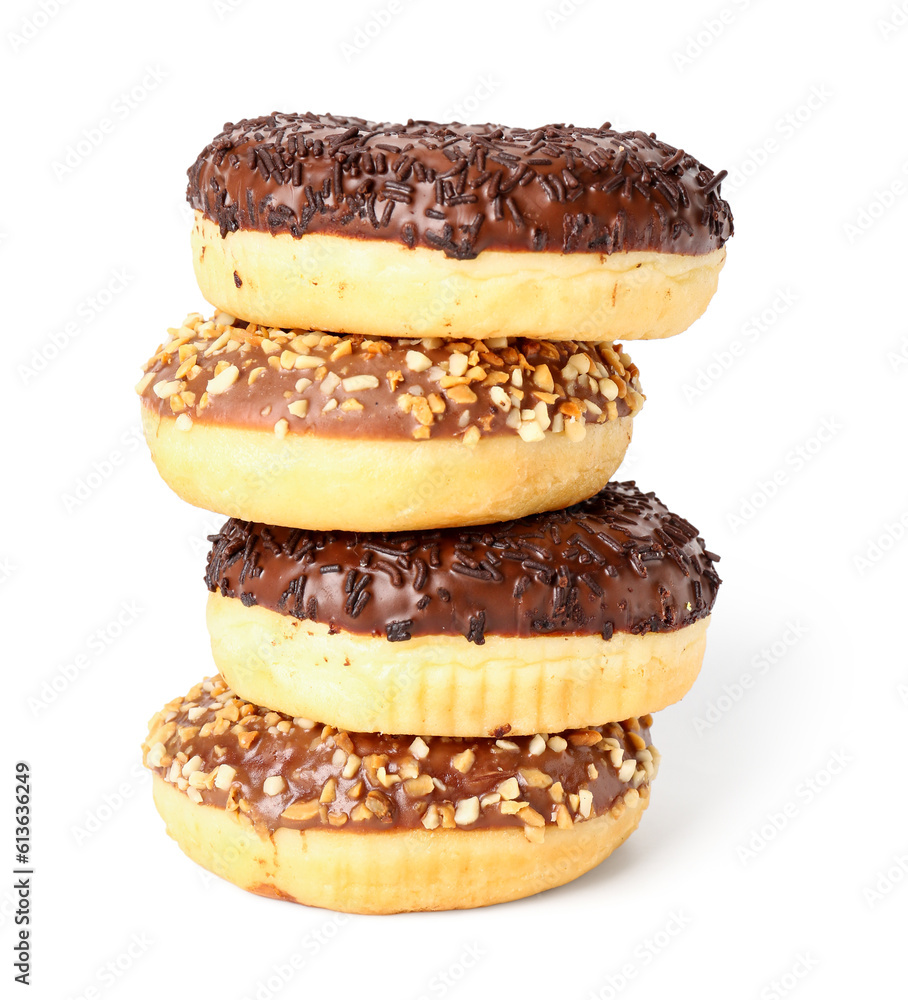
[143,676,655,833]
[188,113,733,259]
[205,481,721,642]
[138,314,641,441]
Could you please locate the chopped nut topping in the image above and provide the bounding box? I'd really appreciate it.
[555,804,573,829]
[519,768,553,789]
[462,425,481,447]
[236,731,259,750]
[144,676,657,836]
[263,775,286,796]
[403,774,435,798]
[517,420,545,443]
[532,364,555,392]
[454,797,480,826]
[376,766,401,788]
[564,417,587,442]
[364,790,390,818]
[451,749,475,774]
[448,352,469,377]
[405,350,432,372]
[398,761,419,781]
[188,770,215,790]
[627,731,647,752]
[181,756,202,778]
[140,314,642,447]
[617,760,636,783]
[206,365,239,395]
[446,383,478,405]
[568,730,602,746]
[498,777,520,800]
[214,764,236,790]
[341,374,380,392]
[528,734,547,756]
[521,806,546,828]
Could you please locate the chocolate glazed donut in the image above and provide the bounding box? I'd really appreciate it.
[187,113,733,340]
[203,482,721,735]
[137,313,644,531]
[143,675,660,913]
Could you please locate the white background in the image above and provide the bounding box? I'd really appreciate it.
[4,0,907,997]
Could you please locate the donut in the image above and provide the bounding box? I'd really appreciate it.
[187,113,733,341]
[136,311,643,531]
[142,675,658,913]
[204,482,720,736]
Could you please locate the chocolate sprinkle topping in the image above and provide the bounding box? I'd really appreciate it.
[205,481,721,642]
[188,113,733,259]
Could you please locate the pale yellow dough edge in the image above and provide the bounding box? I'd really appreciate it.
[151,774,648,913]
[140,405,633,531]
[191,212,725,341]
[207,593,710,736]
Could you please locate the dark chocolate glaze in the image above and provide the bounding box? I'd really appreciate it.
[205,481,721,642]
[144,676,655,833]
[187,113,733,259]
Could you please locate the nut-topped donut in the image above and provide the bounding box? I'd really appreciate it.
[188,113,733,340]
[143,674,658,913]
[137,311,643,530]
[204,481,721,736]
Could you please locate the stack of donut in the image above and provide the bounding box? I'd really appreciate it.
[138,113,732,913]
